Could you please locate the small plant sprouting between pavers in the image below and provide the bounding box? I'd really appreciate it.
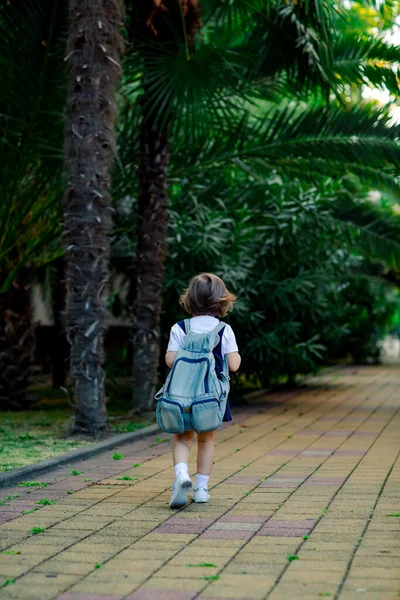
[22,508,40,515]
[71,469,83,476]
[303,535,309,540]
[95,563,102,569]
[187,563,217,568]
[3,551,21,555]
[83,478,91,482]
[203,575,220,581]
[36,499,55,506]
[132,463,141,467]
[66,491,73,495]
[113,452,125,460]
[0,495,20,506]
[30,527,45,535]
[1,579,15,588]
[287,555,299,562]
[18,482,48,488]
[155,437,171,444]
[116,476,137,481]
[318,594,332,597]
[386,513,400,517]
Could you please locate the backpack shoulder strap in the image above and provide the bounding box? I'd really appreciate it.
[177,320,186,334]
[184,319,191,332]
[212,321,225,348]
[213,321,226,335]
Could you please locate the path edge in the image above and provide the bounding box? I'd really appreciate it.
[0,424,159,488]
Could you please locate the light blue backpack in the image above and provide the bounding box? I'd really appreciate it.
[155,320,230,434]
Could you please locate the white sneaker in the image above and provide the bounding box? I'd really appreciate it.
[193,486,211,503]
[169,472,192,509]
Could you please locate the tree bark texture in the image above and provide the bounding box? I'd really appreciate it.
[63,0,124,435]
[132,116,169,410]
[0,273,36,410]
[129,1,201,412]
[51,257,69,388]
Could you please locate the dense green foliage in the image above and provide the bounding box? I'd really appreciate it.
[0,0,400,408]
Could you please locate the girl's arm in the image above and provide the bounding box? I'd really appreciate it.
[165,351,177,368]
[227,352,241,372]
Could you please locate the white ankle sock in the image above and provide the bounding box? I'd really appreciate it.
[195,473,209,489]
[174,462,189,479]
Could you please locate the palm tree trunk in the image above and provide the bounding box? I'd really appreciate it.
[129,0,200,412]
[63,0,124,435]
[0,273,36,411]
[131,112,169,411]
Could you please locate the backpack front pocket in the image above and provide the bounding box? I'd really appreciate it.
[156,398,184,434]
[191,398,223,433]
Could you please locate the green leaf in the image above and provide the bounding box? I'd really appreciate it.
[112,452,125,460]
[30,527,45,535]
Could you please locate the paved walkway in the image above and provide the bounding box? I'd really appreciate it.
[0,365,399,600]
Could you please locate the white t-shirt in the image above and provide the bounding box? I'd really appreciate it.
[167,316,239,356]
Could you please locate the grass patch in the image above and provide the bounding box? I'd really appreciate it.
[0,494,20,506]
[287,555,299,562]
[0,386,152,473]
[112,452,125,460]
[187,563,217,568]
[18,482,48,488]
[30,527,45,535]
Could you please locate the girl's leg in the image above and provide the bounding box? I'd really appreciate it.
[169,431,195,509]
[196,430,216,475]
[173,430,195,466]
[194,430,216,503]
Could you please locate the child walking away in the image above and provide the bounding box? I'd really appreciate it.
[155,273,241,509]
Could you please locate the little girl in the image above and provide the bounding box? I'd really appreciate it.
[165,273,241,508]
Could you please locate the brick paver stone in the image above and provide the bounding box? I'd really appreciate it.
[0,364,399,599]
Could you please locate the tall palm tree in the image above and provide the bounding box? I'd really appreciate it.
[127,1,201,411]
[63,0,124,435]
